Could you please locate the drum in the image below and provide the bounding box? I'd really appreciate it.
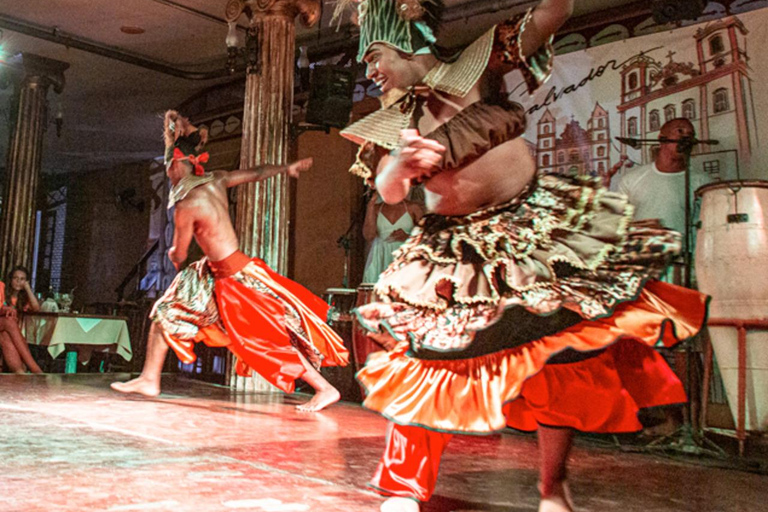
[352,284,386,370]
[321,288,360,402]
[695,180,768,431]
[322,288,357,324]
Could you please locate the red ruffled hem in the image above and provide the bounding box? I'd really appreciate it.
[503,339,686,433]
[356,281,707,434]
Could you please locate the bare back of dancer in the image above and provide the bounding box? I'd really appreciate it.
[167,163,310,268]
[112,155,342,412]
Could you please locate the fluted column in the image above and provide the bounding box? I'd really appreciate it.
[227,0,319,274]
[225,0,319,391]
[0,54,68,273]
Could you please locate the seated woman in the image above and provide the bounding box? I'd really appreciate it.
[0,266,43,374]
[362,187,424,284]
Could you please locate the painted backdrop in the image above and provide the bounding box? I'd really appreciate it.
[510,5,768,184]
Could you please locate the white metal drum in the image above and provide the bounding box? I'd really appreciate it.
[695,180,768,432]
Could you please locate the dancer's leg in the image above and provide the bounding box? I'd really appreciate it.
[295,352,340,412]
[0,331,24,373]
[537,425,575,512]
[374,423,452,511]
[111,322,168,396]
[0,318,42,373]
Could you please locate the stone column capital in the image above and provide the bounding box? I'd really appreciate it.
[226,0,320,27]
[14,53,69,93]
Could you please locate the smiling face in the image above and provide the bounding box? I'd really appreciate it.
[363,43,426,93]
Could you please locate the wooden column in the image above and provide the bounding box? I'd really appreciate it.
[0,54,68,273]
[224,0,319,391]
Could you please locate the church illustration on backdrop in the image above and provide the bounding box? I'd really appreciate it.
[531,16,757,182]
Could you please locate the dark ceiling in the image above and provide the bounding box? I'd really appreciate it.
[0,0,642,174]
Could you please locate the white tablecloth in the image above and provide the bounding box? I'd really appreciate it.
[24,313,132,362]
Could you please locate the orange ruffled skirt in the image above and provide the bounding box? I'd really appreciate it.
[152,251,348,393]
[358,280,706,434]
[353,160,708,502]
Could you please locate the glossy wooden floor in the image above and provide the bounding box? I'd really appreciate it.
[0,374,764,512]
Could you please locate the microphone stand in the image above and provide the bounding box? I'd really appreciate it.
[336,188,372,288]
[616,137,725,457]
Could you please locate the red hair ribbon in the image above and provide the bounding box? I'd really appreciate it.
[172,148,210,176]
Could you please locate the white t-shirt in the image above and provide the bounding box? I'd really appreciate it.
[613,163,711,234]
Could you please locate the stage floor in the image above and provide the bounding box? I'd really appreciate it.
[0,374,764,512]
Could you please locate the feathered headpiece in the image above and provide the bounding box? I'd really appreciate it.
[332,0,442,62]
[163,111,210,176]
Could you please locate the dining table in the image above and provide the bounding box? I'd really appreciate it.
[23,311,132,372]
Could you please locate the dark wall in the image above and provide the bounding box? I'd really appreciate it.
[59,161,152,308]
[293,127,365,295]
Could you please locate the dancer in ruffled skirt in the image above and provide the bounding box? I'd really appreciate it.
[331,1,709,510]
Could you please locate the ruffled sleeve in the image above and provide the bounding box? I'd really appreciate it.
[350,141,389,183]
[494,8,554,94]
[425,100,527,171]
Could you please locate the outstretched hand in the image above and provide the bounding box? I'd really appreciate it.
[287,158,313,178]
[393,129,445,182]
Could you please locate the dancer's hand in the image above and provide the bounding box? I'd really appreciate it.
[387,229,409,242]
[168,248,182,271]
[286,158,313,178]
[392,129,445,182]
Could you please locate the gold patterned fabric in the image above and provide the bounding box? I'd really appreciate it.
[356,173,682,356]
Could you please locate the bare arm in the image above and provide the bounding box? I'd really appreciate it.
[604,155,629,188]
[168,205,196,270]
[23,282,40,312]
[520,0,574,58]
[221,158,313,188]
[375,153,412,204]
[362,196,380,242]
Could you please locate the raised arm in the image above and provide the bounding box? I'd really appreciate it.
[520,0,574,58]
[221,158,313,188]
[168,204,196,270]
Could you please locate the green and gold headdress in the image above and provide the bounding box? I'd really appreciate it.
[333,0,440,61]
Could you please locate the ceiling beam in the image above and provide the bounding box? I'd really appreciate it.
[0,13,235,80]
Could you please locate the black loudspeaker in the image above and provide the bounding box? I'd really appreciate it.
[306,66,355,129]
[651,0,706,24]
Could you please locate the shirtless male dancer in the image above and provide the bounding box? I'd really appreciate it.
[112,111,349,412]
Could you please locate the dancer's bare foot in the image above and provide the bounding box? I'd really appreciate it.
[296,387,340,412]
[110,376,161,397]
[539,481,574,512]
[381,497,419,512]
